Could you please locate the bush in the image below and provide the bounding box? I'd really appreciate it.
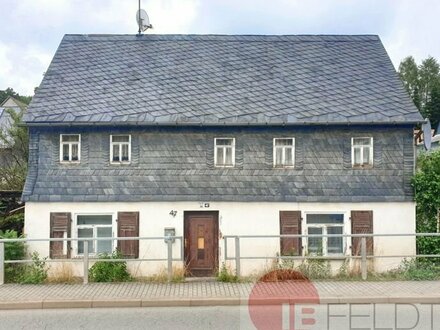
[217,263,239,282]
[18,252,48,284]
[89,251,131,282]
[0,229,26,282]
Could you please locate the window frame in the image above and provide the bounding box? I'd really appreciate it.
[110,134,132,164]
[73,213,116,257]
[351,137,373,168]
[214,137,235,168]
[304,212,348,256]
[59,134,81,163]
[273,137,295,168]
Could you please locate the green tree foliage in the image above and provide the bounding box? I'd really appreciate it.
[0,88,32,106]
[412,150,440,257]
[399,56,440,128]
[0,108,29,190]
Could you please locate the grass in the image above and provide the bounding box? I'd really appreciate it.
[139,265,186,283]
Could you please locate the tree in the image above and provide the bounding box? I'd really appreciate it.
[399,56,440,129]
[0,108,29,190]
[399,56,420,109]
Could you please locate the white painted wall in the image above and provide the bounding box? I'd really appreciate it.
[24,201,416,277]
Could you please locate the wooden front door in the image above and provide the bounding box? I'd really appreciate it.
[184,211,219,277]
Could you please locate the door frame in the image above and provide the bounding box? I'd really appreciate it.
[183,211,219,276]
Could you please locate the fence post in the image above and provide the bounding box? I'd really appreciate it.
[0,242,4,285]
[235,236,241,277]
[361,237,367,280]
[83,240,89,285]
[167,239,173,282]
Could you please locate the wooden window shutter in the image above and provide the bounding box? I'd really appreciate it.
[117,212,139,259]
[280,211,302,256]
[50,212,71,259]
[351,210,373,256]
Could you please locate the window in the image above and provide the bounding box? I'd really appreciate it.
[352,137,373,168]
[306,214,344,255]
[110,135,131,163]
[273,138,295,168]
[214,138,235,167]
[76,215,113,256]
[60,134,80,162]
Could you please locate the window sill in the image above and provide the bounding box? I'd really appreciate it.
[110,162,131,165]
[352,165,373,170]
[214,165,235,168]
[60,161,81,165]
[273,165,295,169]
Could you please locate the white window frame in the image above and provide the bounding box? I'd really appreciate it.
[74,213,116,257]
[303,212,348,256]
[214,137,235,167]
[273,137,295,168]
[59,134,81,163]
[110,134,131,164]
[351,137,373,168]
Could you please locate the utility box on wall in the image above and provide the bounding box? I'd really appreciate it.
[164,227,175,243]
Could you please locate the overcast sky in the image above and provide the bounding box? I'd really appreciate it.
[1,0,439,96]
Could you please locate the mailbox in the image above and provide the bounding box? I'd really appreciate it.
[164,227,175,243]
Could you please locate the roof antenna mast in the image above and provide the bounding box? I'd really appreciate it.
[136,0,153,34]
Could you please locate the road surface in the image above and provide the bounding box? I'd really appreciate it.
[0,304,439,329]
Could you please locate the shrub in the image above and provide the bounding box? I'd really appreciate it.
[19,252,48,284]
[89,251,131,282]
[0,229,26,282]
[217,263,239,282]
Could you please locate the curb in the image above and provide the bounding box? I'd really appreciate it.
[0,296,439,310]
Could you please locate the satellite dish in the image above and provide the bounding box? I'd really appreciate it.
[136,9,152,33]
[422,118,432,150]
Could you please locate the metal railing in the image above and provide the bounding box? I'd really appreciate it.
[0,236,183,285]
[224,233,440,280]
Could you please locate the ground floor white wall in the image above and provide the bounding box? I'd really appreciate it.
[24,201,416,277]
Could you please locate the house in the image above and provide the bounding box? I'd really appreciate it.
[22,34,423,277]
[0,96,27,148]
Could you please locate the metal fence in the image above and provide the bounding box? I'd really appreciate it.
[0,236,183,285]
[224,233,440,280]
[1,233,440,285]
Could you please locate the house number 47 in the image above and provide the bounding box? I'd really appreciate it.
[169,210,177,217]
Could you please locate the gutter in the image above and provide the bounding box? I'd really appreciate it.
[22,120,425,127]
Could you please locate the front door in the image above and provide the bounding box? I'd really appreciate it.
[184,211,219,277]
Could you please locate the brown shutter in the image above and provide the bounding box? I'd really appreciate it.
[50,212,71,259]
[117,212,139,259]
[280,211,302,256]
[351,210,373,256]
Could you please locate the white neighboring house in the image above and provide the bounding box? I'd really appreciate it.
[22,34,423,277]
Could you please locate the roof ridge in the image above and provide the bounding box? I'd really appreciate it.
[62,34,381,43]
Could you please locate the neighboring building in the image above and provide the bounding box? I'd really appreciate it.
[0,96,27,148]
[23,34,423,277]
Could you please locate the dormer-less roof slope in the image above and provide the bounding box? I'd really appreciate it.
[24,34,423,125]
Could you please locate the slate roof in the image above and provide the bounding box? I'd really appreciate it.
[24,34,422,125]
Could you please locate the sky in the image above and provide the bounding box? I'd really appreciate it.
[0,0,439,96]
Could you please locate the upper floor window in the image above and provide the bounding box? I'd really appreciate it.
[214,138,235,167]
[352,137,373,168]
[110,135,131,164]
[60,134,80,163]
[273,138,295,168]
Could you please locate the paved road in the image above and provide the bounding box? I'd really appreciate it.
[0,304,439,329]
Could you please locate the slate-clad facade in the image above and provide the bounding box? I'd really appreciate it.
[23,34,423,276]
[23,125,414,203]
